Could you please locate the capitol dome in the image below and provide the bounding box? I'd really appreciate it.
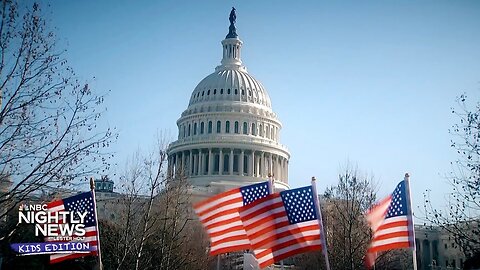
[167,11,290,193]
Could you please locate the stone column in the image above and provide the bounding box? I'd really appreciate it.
[240,150,244,176]
[195,150,200,175]
[188,151,193,175]
[251,151,255,177]
[199,150,204,175]
[208,149,213,175]
[261,152,265,178]
[269,153,273,177]
[181,152,186,174]
[255,155,260,178]
[229,149,234,175]
[276,155,280,181]
[285,160,290,183]
[219,149,223,175]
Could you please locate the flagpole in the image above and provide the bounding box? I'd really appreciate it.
[404,173,418,270]
[268,173,274,194]
[311,177,331,270]
[90,177,103,270]
[269,174,285,270]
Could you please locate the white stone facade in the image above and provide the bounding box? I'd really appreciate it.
[167,24,290,193]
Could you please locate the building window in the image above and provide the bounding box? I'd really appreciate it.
[243,122,248,134]
[200,122,204,134]
[194,123,197,135]
[228,88,231,94]
[259,124,263,137]
[221,89,224,94]
[202,91,204,96]
[226,121,230,133]
[223,154,229,172]
[251,123,256,136]
[216,121,221,133]
[183,126,186,138]
[214,155,220,173]
[235,89,238,95]
[266,126,270,138]
[233,155,239,172]
[234,121,239,133]
[188,124,191,136]
[242,89,245,95]
[208,121,212,133]
[207,90,210,95]
[214,89,217,95]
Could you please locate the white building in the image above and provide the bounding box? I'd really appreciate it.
[167,9,290,195]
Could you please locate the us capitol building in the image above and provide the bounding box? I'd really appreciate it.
[166,9,290,195]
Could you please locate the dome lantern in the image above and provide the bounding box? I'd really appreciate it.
[217,7,245,72]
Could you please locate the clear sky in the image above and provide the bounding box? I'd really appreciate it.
[40,0,480,218]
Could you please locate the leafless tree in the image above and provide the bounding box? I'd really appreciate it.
[0,0,113,235]
[99,138,209,270]
[294,165,377,270]
[323,166,377,270]
[424,93,480,259]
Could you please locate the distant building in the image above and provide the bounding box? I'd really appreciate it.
[415,225,469,270]
[167,8,290,198]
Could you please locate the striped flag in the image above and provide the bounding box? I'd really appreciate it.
[365,180,414,268]
[193,181,271,255]
[238,185,324,269]
[46,191,99,264]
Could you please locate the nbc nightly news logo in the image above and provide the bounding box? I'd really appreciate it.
[10,203,92,256]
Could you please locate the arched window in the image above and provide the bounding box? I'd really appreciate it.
[200,122,205,134]
[194,123,197,135]
[183,126,186,138]
[234,121,239,133]
[227,89,231,94]
[188,124,191,136]
[216,121,221,133]
[259,124,263,137]
[214,89,217,95]
[243,122,248,134]
[226,121,230,133]
[220,89,224,94]
[251,123,256,136]
[208,121,212,133]
[202,91,204,96]
[207,90,210,95]
[235,89,238,95]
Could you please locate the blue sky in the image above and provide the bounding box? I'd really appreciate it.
[42,0,480,218]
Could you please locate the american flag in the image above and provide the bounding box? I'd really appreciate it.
[193,181,271,255]
[238,186,323,269]
[46,191,99,264]
[365,180,414,268]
